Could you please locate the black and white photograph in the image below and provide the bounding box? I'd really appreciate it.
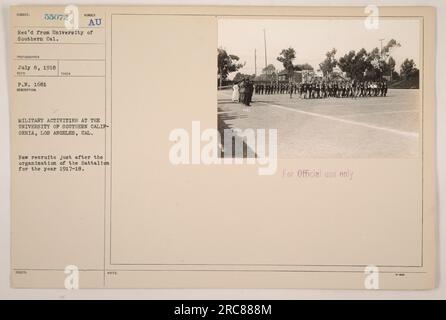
[218,18,421,158]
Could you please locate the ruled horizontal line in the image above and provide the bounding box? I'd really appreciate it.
[14,42,105,45]
[14,58,105,61]
[14,75,105,78]
[13,26,104,29]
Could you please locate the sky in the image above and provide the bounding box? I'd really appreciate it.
[218,18,421,79]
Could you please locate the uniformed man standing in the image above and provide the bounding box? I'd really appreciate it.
[383,81,388,97]
[239,79,246,103]
[244,79,254,106]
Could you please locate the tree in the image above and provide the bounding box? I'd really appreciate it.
[370,44,402,80]
[382,56,396,81]
[338,49,369,80]
[400,59,418,79]
[335,38,402,82]
[367,47,384,79]
[388,56,396,73]
[261,64,278,82]
[295,63,314,71]
[277,47,296,81]
[262,64,276,75]
[353,48,369,80]
[337,50,356,78]
[217,48,244,87]
[391,70,401,81]
[338,47,395,81]
[381,39,401,58]
[233,72,252,83]
[319,48,337,76]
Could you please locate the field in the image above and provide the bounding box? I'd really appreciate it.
[217,89,421,158]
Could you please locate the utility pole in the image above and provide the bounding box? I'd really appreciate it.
[263,29,268,68]
[254,49,257,76]
[379,38,385,81]
[379,38,385,58]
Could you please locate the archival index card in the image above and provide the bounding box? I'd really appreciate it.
[9,5,437,289]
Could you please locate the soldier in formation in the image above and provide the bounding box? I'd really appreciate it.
[254,80,388,99]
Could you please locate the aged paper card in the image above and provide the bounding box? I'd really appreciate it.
[9,5,437,289]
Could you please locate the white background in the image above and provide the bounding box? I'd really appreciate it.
[0,0,444,299]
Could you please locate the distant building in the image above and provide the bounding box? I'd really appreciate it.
[326,66,348,81]
[254,72,277,82]
[301,70,315,82]
[331,66,347,78]
[278,70,303,83]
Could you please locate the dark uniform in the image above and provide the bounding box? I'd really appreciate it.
[239,80,246,103]
[244,80,254,106]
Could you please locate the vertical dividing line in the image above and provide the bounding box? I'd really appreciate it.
[263,28,267,68]
[421,16,424,268]
[103,14,107,287]
[109,13,113,270]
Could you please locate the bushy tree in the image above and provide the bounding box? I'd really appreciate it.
[337,46,400,81]
[277,48,296,80]
[261,64,278,82]
[319,48,337,76]
[262,64,276,75]
[233,72,252,83]
[338,48,369,80]
[381,56,396,80]
[217,48,244,87]
[381,39,401,57]
[400,59,419,79]
[295,63,314,71]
